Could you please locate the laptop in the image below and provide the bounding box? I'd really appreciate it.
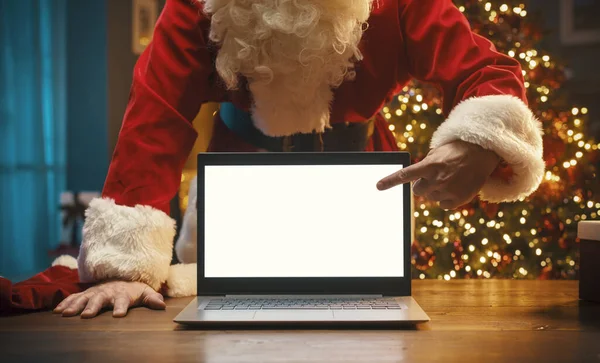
[174,152,430,326]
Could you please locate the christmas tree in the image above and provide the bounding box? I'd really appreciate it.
[384,0,600,280]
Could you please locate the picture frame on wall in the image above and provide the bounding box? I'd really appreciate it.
[560,0,600,45]
[132,0,159,55]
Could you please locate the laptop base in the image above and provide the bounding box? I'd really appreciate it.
[174,296,430,327]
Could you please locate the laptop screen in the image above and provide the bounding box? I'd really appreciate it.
[203,164,405,278]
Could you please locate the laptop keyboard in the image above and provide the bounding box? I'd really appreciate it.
[202,298,402,310]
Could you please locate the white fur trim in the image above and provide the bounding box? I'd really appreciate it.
[430,95,545,203]
[166,263,197,297]
[175,176,198,263]
[77,198,176,291]
[52,255,78,269]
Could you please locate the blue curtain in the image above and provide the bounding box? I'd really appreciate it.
[0,0,67,280]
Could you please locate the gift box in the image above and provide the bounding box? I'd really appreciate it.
[579,221,600,303]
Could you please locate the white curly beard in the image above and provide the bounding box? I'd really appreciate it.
[198,0,374,136]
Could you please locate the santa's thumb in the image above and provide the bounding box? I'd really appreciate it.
[142,289,166,310]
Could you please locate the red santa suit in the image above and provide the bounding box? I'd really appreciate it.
[2,0,544,311]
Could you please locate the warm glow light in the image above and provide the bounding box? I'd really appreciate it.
[444,274,451,281]
[508,50,515,57]
[500,4,508,12]
[406,124,413,131]
[485,2,492,11]
[482,238,489,245]
[480,257,486,263]
[572,107,579,115]
[388,125,395,131]
[536,248,542,256]
[416,95,423,102]
[469,245,475,252]
[450,270,457,278]
[582,107,588,114]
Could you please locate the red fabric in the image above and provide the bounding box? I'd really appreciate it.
[0,266,87,316]
[102,0,526,214]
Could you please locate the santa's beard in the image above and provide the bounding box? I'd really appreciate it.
[199,0,374,136]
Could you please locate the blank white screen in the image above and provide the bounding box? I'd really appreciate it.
[204,164,404,278]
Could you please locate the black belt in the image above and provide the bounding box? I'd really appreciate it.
[219,102,374,152]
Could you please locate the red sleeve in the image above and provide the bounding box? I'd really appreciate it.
[398,0,527,114]
[396,0,544,204]
[103,0,219,214]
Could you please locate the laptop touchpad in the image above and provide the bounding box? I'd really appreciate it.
[254,310,334,321]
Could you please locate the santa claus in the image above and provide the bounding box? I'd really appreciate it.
[49,0,543,318]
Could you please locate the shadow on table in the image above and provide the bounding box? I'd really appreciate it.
[529,300,600,330]
[174,322,425,331]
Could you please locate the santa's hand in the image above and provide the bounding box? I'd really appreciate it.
[376,140,500,210]
[53,281,166,318]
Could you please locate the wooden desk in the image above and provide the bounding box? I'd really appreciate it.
[1,281,599,362]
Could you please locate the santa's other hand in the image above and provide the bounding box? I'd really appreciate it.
[53,281,166,318]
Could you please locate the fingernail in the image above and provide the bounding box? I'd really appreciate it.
[377,182,384,189]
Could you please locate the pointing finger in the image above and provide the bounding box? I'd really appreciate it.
[377,162,432,191]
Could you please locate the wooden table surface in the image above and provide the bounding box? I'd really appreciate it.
[1,280,599,362]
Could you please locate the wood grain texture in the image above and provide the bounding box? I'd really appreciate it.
[1,280,599,363]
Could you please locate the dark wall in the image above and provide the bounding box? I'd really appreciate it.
[529,0,600,139]
[106,0,166,156]
[66,0,108,192]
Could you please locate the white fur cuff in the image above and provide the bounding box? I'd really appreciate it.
[52,255,78,269]
[166,263,197,297]
[430,95,545,203]
[77,198,176,291]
